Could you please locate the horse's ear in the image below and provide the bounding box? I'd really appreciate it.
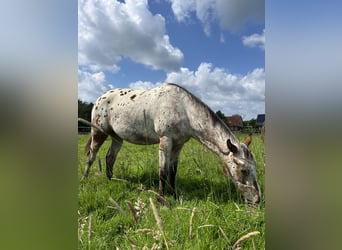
[227,139,238,154]
[244,133,252,147]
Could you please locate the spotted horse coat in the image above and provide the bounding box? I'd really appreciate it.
[81,83,261,205]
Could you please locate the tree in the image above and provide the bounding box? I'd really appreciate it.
[78,100,93,132]
[243,118,256,128]
[216,110,226,121]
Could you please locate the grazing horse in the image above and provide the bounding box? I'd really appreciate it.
[81,83,261,204]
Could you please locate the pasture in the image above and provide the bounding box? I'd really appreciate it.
[78,133,265,249]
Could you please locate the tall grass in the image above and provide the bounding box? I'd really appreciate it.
[78,133,265,249]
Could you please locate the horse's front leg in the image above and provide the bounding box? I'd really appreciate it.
[105,135,123,180]
[169,144,184,199]
[158,136,172,200]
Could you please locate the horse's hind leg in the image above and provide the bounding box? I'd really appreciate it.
[105,135,123,180]
[84,130,108,177]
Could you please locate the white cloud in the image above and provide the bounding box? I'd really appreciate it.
[170,0,215,35]
[242,30,265,50]
[215,0,265,32]
[170,0,196,22]
[220,33,225,43]
[169,0,264,35]
[194,0,215,36]
[129,80,162,90]
[166,63,264,119]
[78,0,183,72]
[78,69,110,103]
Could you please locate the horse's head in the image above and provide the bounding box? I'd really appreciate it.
[223,135,261,205]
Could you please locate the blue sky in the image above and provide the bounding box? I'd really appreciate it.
[78,0,265,120]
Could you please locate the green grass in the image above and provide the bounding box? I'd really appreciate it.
[78,133,265,249]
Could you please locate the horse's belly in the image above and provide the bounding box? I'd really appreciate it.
[118,131,160,145]
[111,121,160,145]
[124,134,160,145]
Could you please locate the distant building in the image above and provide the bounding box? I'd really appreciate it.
[255,114,265,131]
[226,115,243,131]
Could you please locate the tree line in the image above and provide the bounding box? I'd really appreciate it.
[78,100,93,132]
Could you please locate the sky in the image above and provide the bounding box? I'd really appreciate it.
[78,0,265,120]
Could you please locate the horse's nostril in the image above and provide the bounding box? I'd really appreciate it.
[246,194,260,206]
[241,169,249,175]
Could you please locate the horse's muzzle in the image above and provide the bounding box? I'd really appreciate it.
[237,182,260,205]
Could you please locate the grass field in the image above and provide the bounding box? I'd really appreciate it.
[78,133,265,249]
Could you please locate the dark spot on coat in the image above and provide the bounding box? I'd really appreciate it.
[107,101,110,104]
[130,94,137,100]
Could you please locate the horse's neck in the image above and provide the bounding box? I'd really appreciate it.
[189,107,234,157]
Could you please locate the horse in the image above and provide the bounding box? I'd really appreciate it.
[80,83,261,205]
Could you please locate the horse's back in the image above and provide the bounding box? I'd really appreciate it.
[92,84,191,144]
[94,84,188,118]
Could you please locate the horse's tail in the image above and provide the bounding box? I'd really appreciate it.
[78,118,110,156]
[78,118,108,135]
[85,136,92,156]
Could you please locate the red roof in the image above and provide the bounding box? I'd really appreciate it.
[226,115,243,128]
